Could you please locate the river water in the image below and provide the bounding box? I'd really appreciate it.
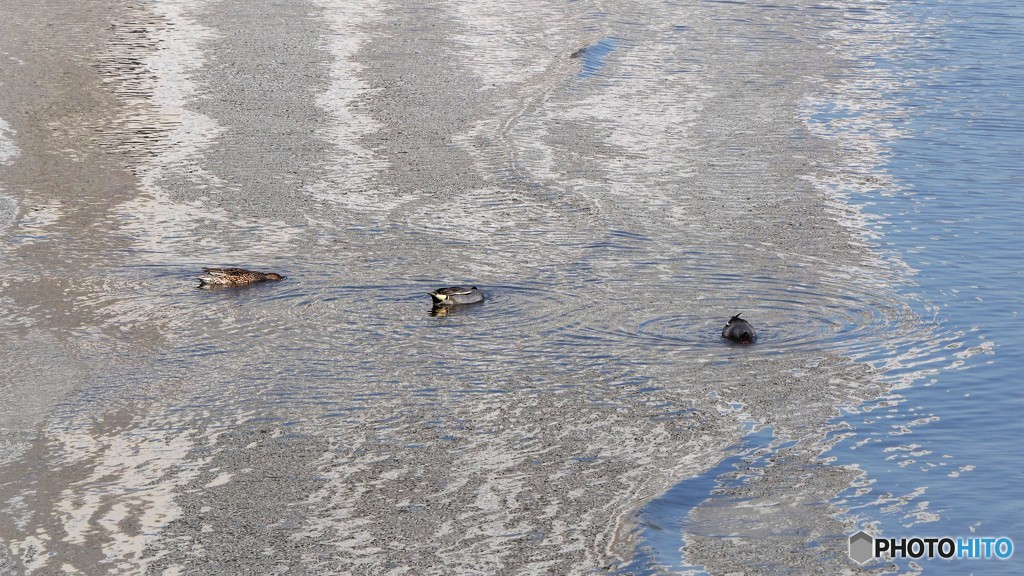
[0,0,1019,574]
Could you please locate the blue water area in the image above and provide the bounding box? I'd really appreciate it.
[577,37,622,78]
[825,0,1023,574]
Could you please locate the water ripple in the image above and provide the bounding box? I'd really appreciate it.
[572,246,942,368]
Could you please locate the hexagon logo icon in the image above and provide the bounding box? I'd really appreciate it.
[849,530,875,565]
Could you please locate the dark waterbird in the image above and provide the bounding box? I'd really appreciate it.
[197,267,284,288]
[722,313,756,344]
[429,286,485,307]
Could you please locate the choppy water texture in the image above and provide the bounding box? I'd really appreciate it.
[0,0,1020,574]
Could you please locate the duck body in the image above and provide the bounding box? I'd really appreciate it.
[722,313,756,344]
[198,267,284,288]
[429,286,484,307]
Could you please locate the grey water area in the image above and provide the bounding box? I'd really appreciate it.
[626,1,1024,575]
[0,0,1020,574]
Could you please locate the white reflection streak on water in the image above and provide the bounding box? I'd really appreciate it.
[111,0,222,247]
[0,112,19,327]
[290,391,732,573]
[0,116,20,235]
[569,41,706,211]
[53,420,201,573]
[5,201,64,251]
[802,4,966,386]
[6,412,224,574]
[447,1,706,244]
[72,1,231,341]
[112,2,300,261]
[310,0,396,210]
[112,1,227,256]
[0,116,16,165]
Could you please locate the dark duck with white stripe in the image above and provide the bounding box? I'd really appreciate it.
[722,313,756,344]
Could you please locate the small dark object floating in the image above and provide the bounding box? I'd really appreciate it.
[429,286,485,307]
[722,313,756,344]
[570,47,586,59]
[198,267,284,288]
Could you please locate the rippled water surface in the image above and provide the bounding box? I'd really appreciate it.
[0,0,1019,574]
[814,1,1024,573]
